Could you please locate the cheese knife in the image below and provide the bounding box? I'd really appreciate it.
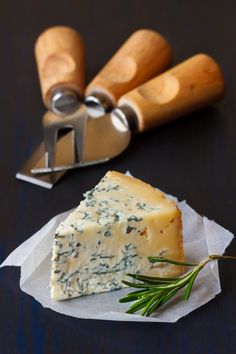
[32,54,225,174]
[16,27,172,187]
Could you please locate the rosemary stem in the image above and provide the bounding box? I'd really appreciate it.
[120,254,236,317]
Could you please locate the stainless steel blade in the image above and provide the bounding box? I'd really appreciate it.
[16,142,66,189]
[31,109,131,174]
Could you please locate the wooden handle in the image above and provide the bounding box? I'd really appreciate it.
[35,26,85,108]
[85,29,172,106]
[118,54,225,132]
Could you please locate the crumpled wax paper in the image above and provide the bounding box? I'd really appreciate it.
[0,187,234,322]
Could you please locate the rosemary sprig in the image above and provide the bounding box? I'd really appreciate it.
[119,254,236,317]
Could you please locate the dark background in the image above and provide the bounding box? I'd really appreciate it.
[1,0,236,353]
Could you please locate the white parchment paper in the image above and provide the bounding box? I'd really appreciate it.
[0,196,234,322]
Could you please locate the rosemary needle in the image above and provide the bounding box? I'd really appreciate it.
[119,254,236,317]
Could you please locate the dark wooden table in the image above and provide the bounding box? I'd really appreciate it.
[1,0,236,353]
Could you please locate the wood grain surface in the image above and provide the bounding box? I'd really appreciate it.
[85,29,172,105]
[119,54,225,131]
[0,0,236,353]
[35,26,85,107]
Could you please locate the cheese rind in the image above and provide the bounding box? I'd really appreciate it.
[51,171,184,300]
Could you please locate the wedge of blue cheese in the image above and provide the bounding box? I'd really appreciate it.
[51,171,184,300]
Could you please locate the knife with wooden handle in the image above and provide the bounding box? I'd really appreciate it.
[17,26,225,189]
[19,26,174,187]
[33,27,174,172]
[31,53,225,178]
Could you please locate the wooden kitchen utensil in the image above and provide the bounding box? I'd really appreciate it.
[17,27,173,187]
[31,54,225,178]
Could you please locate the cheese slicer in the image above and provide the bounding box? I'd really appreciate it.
[32,54,225,176]
[16,27,172,188]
